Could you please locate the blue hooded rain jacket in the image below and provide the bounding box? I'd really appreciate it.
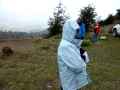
[57,19,90,90]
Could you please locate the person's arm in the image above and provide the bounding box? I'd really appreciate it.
[60,46,86,73]
[83,51,90,64]
[80,23,86,39]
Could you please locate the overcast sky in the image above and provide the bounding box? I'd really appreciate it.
[0,0,119,31]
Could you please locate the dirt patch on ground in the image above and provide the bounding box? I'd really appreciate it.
[0,39,33,52]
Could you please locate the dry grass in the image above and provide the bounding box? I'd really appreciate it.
[0,34,119,90]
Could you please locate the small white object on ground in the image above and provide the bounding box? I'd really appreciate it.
[100,36,107,40]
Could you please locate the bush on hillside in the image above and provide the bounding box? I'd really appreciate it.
[2,46,14,56]
[81,39,92,47]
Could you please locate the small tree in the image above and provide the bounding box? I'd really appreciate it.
[104,14,114,25]
[48,3,68,37]
[80,4,97,32]
[116,9,120,16]
[115,9,120,20]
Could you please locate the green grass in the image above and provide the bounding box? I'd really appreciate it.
[0,34,120,90]
[83,35,120,90]
[0,37,60,90]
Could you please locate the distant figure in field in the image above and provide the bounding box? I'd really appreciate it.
[92,22,101,43]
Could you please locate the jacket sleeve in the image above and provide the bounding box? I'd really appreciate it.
[60,46,86,73]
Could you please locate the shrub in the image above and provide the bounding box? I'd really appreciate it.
[81,39,92,47]
[2,46,14,56]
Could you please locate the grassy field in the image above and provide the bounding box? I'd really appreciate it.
[83,35,120,90]
[0,33,120,90]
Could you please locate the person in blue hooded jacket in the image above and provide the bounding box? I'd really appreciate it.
[57,18,91,90]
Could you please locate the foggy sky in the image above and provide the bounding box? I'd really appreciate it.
[0,0,119,32]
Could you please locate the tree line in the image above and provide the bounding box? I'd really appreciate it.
[48,3,120,37]
[0,30,49,40]
[100,9,120,25]
[0,3,120,39]
[48,3,97,37]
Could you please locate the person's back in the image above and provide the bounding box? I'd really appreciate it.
[94,23,101,34]
[79,23,86,39]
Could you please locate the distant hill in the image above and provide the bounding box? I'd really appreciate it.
[0,30,49,40]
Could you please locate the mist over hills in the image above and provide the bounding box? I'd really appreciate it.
[0,23,49,39]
